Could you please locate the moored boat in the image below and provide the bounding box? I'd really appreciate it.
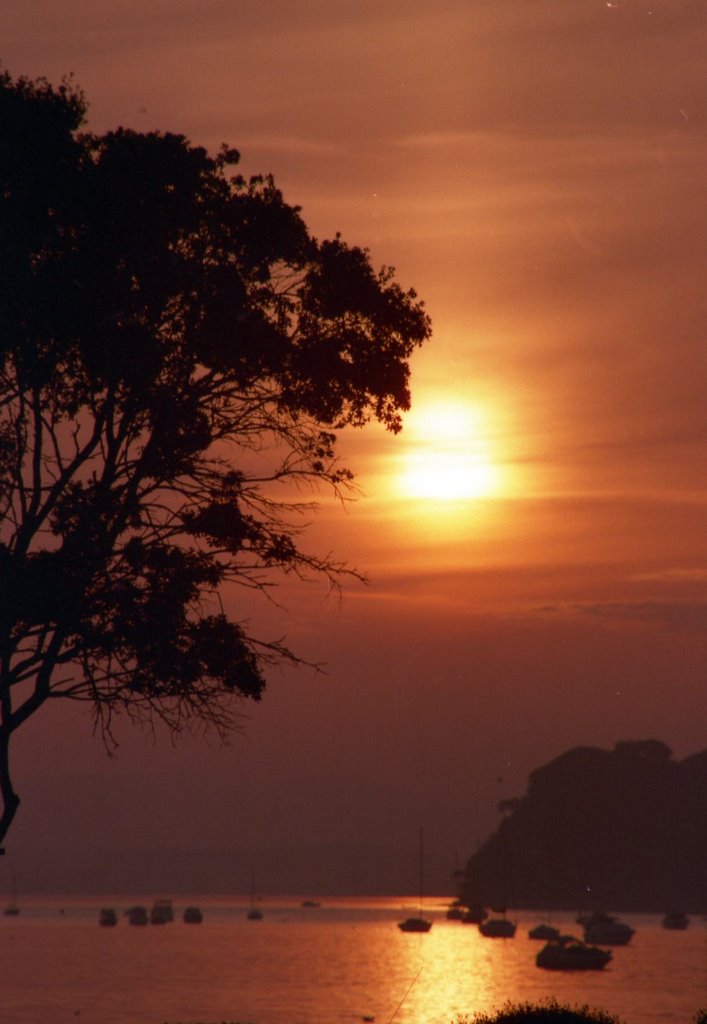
[528,922,561,940]
[576,909,615,929]
[99,907,118,927]
[3,876,20,916]
[446,901,465,920]
[479,916,516,938]
[126,905,148,926]
[398,915,432,933]
[150,898,174,924]
[583,914,634,946]
[461,903,488,924]
[537,936,612,971]
[246,867,263,920]
[397,828,432,934]
[183,905,203,924]
[662,910,689,930]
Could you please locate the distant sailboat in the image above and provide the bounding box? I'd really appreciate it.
[246,867,263,920]
[479,811,515,938]
[479,916,516,938]
[528,922,561,941]
[398,828,432,933]
[99,907,118,927]
[662,910,689,930]
[460,903,488,924]
[150,898,174,924]
[446,900,465,920]
[3,876,19,917]
[126,905,148,926]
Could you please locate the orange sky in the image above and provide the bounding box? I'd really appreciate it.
[2,0,706,891]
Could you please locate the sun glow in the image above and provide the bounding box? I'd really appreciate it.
[397,399,501,502]
[402,452,496,500]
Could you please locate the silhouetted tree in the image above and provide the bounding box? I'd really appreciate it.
[0,72,431,848]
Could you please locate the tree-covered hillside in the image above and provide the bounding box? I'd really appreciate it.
[458,740,706,913]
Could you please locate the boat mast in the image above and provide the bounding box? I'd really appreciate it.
[418,827,425,914]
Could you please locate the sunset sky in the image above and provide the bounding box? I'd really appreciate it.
[2,0,706,893]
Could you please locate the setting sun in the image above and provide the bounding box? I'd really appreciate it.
[397,399,501,501]
[401,451,496,500]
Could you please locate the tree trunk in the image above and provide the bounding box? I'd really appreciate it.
[0,730,20,853]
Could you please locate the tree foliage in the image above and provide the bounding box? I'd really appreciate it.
[0,71,431,847]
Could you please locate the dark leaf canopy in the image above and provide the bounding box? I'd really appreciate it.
[0,71,430,757]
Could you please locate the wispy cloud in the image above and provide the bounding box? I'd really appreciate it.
[630,567,707,584]
[540,600,707,633]
[234,134,342,158]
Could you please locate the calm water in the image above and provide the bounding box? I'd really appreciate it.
[1,897,705,1024]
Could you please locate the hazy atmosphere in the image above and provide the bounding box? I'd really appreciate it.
[2,0,706,897]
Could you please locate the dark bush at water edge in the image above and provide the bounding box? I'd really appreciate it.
[166,1009,707,1024]
[458,999,625,1023]
[460,1001,707,1023]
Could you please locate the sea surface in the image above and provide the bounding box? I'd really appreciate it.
[1,897,705,1024]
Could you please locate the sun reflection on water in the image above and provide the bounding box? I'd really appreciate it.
[394,921,528,1022]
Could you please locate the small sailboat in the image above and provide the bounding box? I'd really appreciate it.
[528,922,561,940]
[662,910,689,930]
[581,911,634,946]
[536,935,612,971]
[460,903,488,924]
[3,876,20,917]
[246,868,263,920]
[398,828,432,933]
[150,898,174,924]
[126,905,149,926]
[528,909,559,940]
[478,809,515,938]
[479,915,516,938]
[446,900,465,920]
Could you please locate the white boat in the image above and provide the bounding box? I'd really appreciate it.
[397,828,432,933]
[537,936,612,971]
